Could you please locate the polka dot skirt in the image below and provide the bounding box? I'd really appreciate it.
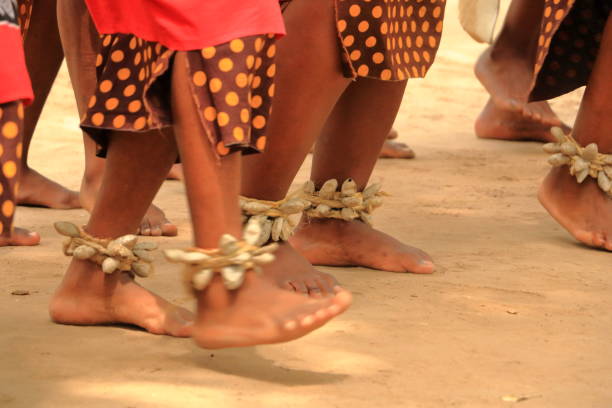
[81,33,277,158]
[281,0,446,81]
[0,102,24,238]
[531,0,611,101]
[17,0,33,38]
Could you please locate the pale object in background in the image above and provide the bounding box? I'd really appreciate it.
[458,0,501,44]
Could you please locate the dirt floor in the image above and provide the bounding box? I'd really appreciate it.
[1,2,610,407]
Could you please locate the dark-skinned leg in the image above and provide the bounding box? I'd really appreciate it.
[49,128,194,335]
[290,78,435,274]
[474,0,570,131]
[241,0,351,296]
[171,52,351,349]
[56,0,177,236]
[538,13,612,251]
[0,102,40,247]
[18,0,80,209]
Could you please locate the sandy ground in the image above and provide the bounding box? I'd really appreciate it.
[1,2,610,407]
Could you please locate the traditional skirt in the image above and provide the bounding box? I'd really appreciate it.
[531,0,611,101]
[282,0,447,81]
[0,0,33,105]
[81,1,284,157]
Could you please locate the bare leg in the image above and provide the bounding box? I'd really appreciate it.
[18,0,80,209]
[538,14,612,251]
[0,102,40,247]
[171,52,351,349]
[291,78,435,274]
[56,0,177,236]
[474,0,569,130]
[49,129,194,335]
[242,0,350,295]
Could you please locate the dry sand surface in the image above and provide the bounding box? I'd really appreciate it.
[1,2,610,407]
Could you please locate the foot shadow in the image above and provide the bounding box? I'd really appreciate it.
[177,347,349,386]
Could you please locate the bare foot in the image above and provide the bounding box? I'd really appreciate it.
[290,218,435,274]
[80,178,177,237]
[137,205,178,237]
[0,227,40,247]
[475,99,571,143]
[538,167,612,251]
[475,47,541,120]
[387,128,399,140]
[192,272,352,349]
[166,164,183,181]
[379,140,416,159]
[49,259,194,336]
[264,243,339,297]
[17,168,80,209]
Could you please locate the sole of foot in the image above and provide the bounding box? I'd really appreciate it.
[17,168,80,209]
[192,274,352,349]
[476,99,571,143]
[263,243,339,297]
[0,227,40,247]
[49,260,194,336]
[290,218,435,274]
[538,167,612,251]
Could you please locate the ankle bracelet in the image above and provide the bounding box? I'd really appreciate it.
[239,195,309,244]
[544,127,612,198]
[164,219,278,291]
[55,222,157,278]
[300,178,386,225]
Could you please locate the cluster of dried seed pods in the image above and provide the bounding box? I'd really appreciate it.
[239,195,309,243]
[544,127,612,197]
[54,221,157,278]
[164,219,278,291]
[301,178,385,225]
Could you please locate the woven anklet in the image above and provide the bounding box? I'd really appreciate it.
[239,195,309,244]
[54,222,157,277]
[164,219,278,291]
[544,127,612,197]
[300,178,386,226]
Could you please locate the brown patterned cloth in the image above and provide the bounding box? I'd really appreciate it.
[0,101,23,238]
[16,0,32,38]
[81,33,277,158]
[531,0,611,101]
[281,0,447,81]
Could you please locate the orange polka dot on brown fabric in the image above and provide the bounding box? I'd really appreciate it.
[0,102,24,238]
[81,32,277,158]
[282,0,446,81]
[531,0,610,101]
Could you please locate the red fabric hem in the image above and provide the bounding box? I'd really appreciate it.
[0,25,33,105]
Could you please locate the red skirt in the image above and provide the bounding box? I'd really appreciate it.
[84,0,286,50]
[0,2,33,105]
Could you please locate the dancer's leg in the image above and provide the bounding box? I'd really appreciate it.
[56,0,177,236]
[0,102,40,246]
[475,0,547,115]
[290,78,435,274]
[18,0,80,209]
[49,128,193,335]
[538,13,612,251]
[171,52,351,349]
[241,0,350,294]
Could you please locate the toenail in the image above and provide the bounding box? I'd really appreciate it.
[315,309,328,319]
[328,304,341,315]
[301,315,315,326]
[284,320,298,330]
